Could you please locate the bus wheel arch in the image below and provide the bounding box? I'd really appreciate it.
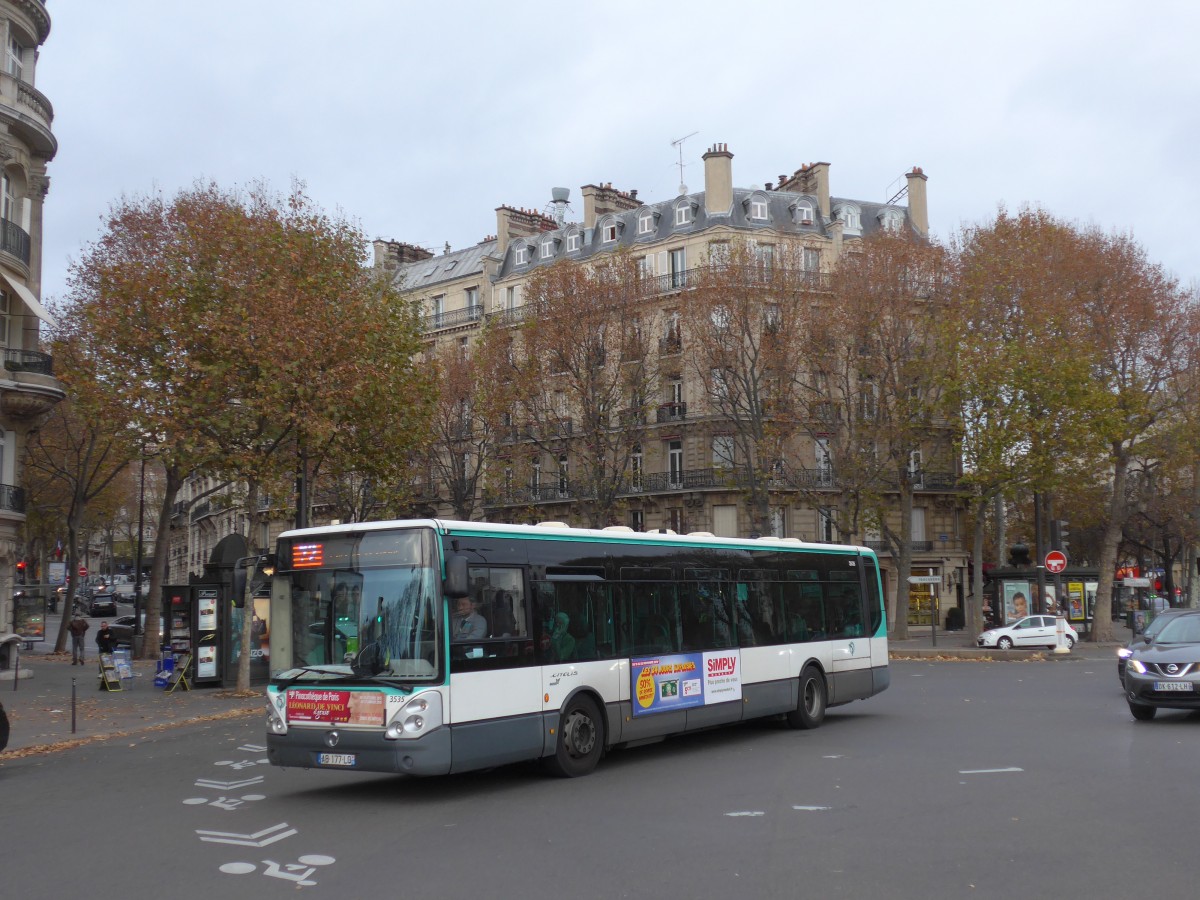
[544,690,606,778]
[786,663,827,730]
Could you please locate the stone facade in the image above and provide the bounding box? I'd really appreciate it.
[0,0,63,638]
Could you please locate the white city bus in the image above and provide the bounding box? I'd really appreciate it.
[264,519,889,777]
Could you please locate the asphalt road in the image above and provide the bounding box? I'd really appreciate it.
[3,658,1195,899]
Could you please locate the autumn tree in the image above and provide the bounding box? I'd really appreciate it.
[814,230,949,639]
[944,209,1104,635]
[23,336,136,651]
[508,253,657,528]
[680,238,816,537]
[65,182,432,684]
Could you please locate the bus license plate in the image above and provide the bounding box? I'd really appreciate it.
[317,753,357,767]
[1154,681,1193,692]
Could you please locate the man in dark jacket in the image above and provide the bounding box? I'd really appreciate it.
[96,622,115,655]
[68,615,89,665]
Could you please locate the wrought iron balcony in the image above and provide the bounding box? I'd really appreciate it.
[0,218,30,265]
[3,348,52,375]
[655,401,687,423]
[0,482,25,513]
[423,305,483,332]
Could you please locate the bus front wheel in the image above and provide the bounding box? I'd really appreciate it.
[786,666,827,730]
[545,695,605,777]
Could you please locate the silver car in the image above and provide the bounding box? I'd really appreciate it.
[1124,611,1200,720]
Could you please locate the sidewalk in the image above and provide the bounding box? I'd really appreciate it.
[0,623,260,758]
[890,619,1131,661]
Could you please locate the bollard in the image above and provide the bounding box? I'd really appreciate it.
[71,678,76,734]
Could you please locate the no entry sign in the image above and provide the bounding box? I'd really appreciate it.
[1045,551,1068,574]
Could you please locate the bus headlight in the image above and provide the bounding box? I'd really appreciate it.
[385,691,442,741]
[266,698,288,735]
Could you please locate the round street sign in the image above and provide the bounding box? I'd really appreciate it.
[79,565,88,578]
[1045,551,1068,574]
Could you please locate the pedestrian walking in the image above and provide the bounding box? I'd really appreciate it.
[68,614,89,665]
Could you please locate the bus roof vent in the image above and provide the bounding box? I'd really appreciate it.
[647,528,677,535]
[687,531,715,538]
[602,525,634,532]
[535,521,570,528]
[777,537,802,543]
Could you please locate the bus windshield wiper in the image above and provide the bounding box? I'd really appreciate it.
[276,666,359,688]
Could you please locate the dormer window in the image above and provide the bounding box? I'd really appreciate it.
[638,212,655,235]
[601,217,619,243]
[541,239,556,259]
[566,230,581,252]
[674,206,691,226]
[792,200,815,225]
[878,208,906,233]
[515,244,530,265]
[750,199,769,220]
[834,203,862,236]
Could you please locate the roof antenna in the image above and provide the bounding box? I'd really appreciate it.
[671,131,698,196]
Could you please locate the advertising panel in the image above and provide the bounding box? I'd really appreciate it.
[630,650,742,717]
[197,589,218,632]
[1003,581,1031,622]
[286,689,386,726]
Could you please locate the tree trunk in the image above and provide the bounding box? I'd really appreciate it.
[891,484,915,640]
[137,467,182,660]
[970,500,988,637]
[1090,449,1129,642]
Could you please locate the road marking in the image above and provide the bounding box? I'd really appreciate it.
[196,822,297,847]
[184,794,266,810]
[792,805,831,811]
[196,776,265,790]
[238,744,268,752]
[725,811,765,817]
[219,855,335,886]
[958,767,1024,775]
[215,759,271,770]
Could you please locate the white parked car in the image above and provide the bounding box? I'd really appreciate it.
[977,615,1077,650]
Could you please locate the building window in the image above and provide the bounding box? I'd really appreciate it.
[505,285,518,309]
[0,288,9,345]
[5,36,22,80]
[669,247,686,288]
[637,255,654,278]
[631,446,643,491]
[558,455,569,497]
[712,435,735,469]
[566,232,581,252]
[802,247,821,273]
[668,440,684,488]
[638,213,654,235]
[602,219,618,243]
[668,508,685,533]
[515,244,529,265]
[432,294,445,321]
[818,507,836,542]
[754,242,774,270]
[710,368,730,402]
[629,509,644,532]
[794,201,815,224]
[749,199,768,220]
[465,286,479,310]
[541,240,555,259]
[669,378,683,406]
[815,438,832,486]
[674,205,692,226]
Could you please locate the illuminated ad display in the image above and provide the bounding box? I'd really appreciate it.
[630,650,742,716]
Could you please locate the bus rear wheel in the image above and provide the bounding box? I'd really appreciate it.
[786,666,827,730]
[545,695,605,777]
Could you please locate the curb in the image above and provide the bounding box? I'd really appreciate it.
[890,648,1063,661]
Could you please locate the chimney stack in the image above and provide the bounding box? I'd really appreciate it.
[580,183,640,230]
[702,143,734,217]
[905,167,929,237]
[372,239,433,270]
[777,161,831,220]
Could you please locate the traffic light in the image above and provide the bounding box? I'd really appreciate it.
[1050,519,1070,554]
[15,559,25,584]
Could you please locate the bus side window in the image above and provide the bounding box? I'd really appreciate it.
[825,584,864,639]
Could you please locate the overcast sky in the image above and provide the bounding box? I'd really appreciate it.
[34,1,1200,306]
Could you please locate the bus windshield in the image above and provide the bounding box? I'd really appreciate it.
[272,528,442,683]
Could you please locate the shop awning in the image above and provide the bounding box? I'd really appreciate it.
[0,270,55,327]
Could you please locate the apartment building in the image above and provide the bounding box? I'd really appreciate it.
[0,0,63,639]
[379,144,967,627]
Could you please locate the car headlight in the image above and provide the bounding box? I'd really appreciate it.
[1127,659,1147,675]
[1116,648,1132,659]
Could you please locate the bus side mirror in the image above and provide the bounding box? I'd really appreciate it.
[444,555,469,599]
